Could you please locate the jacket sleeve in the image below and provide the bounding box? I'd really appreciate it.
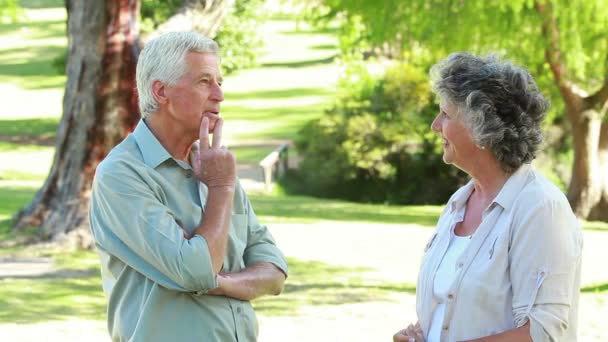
[509,198,583,341]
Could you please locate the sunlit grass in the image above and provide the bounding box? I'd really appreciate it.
[249,192,443,226]
[231,145,275,164]
[254,257,415,316]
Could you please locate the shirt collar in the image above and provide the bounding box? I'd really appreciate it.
[493,163,532,211]
[448,163,532,213]
[449,180,475,212]
[133,119,172,168]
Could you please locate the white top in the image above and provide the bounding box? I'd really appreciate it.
[427,234,471,342]
[416,164,583,341]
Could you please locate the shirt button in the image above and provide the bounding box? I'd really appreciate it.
[443,325,449,331]
[457,262,463,268]
[448,294,454,300]
[236,307,242,314]
[185,170,193,178]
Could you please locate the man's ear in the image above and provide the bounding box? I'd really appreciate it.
[151,80,168,105]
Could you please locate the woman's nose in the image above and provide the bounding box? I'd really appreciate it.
[431,114,441,132]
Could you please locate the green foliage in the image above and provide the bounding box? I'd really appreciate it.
[140,0,266,75]
[139,0,182,33]
[288,59,468,204]
[0,0,21,21]
[215,0,267,75]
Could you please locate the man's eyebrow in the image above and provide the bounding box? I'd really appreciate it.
[198,72,223,83]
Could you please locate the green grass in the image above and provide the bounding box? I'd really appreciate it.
[19,0,65,8]
[231,145,274,164]
[226,87,332,100]
[0,249,105,324]
[0,183,38,241]
[0,117,59,138]
[254,257,415,316]
[250,193,442,226]
[223,104,327,140]
[0,6,67,90]
[582,220,608,232]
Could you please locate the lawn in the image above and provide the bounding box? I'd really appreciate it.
[1,1,608,341]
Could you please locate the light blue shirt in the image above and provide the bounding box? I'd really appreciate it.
[89,120,288,342]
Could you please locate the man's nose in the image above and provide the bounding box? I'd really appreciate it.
[211,84,224,102]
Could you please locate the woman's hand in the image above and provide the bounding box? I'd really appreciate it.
[393,322,424,342]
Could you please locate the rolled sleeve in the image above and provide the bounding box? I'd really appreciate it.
[242,197,288,276]
[509,199,582,341]
[90,167,218,292]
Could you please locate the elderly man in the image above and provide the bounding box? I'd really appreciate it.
[89,31,288,342]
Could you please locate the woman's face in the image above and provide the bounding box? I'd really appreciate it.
[431,99,479,171]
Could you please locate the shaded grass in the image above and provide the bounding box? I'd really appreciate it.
[226,87,332,101]
[0,117,59,139]
[19,0,64,8]
[261,55,337,69]
[0,249,105,323]
[253,257,416,316]
[582,282,608,293]
[249,193,442,226]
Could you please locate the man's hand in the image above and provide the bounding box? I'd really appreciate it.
[190,116,236,273]
[193,116,236,189]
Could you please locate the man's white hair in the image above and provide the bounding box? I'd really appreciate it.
[136,31,220,117]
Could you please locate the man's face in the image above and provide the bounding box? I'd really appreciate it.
[164,52,224,136]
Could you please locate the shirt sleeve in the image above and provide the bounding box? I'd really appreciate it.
[89,165,218,293]
[509,198,583,341]
[239,188,288,277]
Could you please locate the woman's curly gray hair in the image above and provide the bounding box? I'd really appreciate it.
[430,52,548,174]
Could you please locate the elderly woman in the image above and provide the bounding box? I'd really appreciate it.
[393,53,583,342]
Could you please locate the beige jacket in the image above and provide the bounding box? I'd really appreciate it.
[416,164,583,341]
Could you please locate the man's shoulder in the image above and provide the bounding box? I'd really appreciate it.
[96,134,144,177]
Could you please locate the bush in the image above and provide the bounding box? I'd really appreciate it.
[284,59,468,204]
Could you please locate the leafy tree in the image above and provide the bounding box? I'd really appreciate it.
[310,0,608,220]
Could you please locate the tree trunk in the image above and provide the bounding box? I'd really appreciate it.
[566,110,607,219]
[587,121,608,221]
[152,0,231,39]
[12,0,141,248]
[536,0,608,222]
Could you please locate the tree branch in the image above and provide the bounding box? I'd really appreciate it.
[534,1,582,112]
[587,53,608,109]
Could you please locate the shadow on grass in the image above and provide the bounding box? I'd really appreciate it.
[253,257,416,316]
[0,117,58,143]
[281,27,340,35]
[249,194,441,226]
[227,87,332,101]
[0,270,105,323]
[261,55,337,69]
[310,43,338,50]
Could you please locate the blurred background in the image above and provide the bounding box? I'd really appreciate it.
[0,0,607,340]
